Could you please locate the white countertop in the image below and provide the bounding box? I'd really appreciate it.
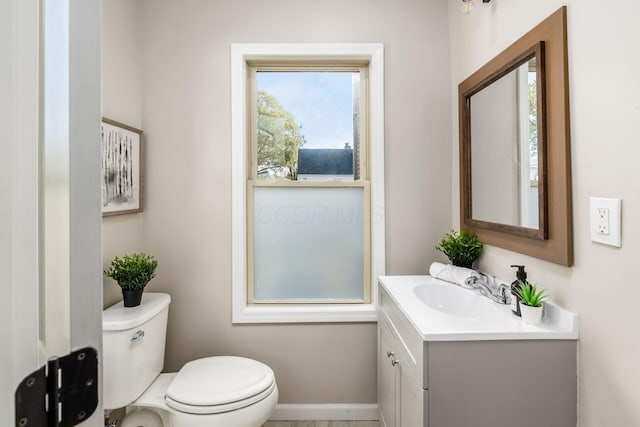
[378,275,579,341]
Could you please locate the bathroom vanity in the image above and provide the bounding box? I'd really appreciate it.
[377,275,578,427]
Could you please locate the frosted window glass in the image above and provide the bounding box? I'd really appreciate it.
[253,187,364,301]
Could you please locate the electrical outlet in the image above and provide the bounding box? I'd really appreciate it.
[590,197,621,247]
[596,207,609,235]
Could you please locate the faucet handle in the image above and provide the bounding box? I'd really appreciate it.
[464,276,477,287]
[496,282,511,304]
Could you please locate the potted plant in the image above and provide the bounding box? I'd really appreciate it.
[435,229,483,269]
[104,253,158,307]
[516,281,547,325]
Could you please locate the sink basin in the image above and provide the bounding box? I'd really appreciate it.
[413,281,498,318]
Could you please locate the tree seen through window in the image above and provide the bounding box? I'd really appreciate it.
[256,90,306,179]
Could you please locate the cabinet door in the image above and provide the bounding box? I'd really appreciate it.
[378,323,396,427]
[398,356,424,427]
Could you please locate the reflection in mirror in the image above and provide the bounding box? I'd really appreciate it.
[470,55,540,229]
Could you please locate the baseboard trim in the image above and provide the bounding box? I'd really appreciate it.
[270,403,379,421]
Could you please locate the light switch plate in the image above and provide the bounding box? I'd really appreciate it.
[590,197,621,247]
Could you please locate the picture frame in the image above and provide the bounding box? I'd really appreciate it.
[101,118,144,216]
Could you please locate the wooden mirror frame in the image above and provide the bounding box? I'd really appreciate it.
[458,7,572,266]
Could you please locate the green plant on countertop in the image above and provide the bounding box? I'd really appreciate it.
[516,281,547,307]
[435,229,483,269]
[104,253,158,290]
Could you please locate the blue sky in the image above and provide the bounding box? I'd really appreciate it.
[256,71,354,149]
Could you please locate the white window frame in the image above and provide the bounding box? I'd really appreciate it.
[231,43,385,323]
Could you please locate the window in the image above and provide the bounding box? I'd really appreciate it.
[232,44,384,323]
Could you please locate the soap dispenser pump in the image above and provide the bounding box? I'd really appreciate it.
[510,265,528,317]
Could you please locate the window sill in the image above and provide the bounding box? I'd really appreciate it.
[232,303,378,324]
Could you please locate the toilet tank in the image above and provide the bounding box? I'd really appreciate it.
[102,293,171,410]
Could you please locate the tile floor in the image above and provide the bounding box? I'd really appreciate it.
[263,422,379,427]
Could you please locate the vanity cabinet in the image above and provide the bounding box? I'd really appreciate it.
[377,284,577,427]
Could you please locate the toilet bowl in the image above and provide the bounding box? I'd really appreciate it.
[103,293,278,427]
[121,357,279,427]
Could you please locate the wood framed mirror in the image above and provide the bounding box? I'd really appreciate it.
[459,7,573,266]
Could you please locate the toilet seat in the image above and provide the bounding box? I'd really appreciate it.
[165,356,276,415]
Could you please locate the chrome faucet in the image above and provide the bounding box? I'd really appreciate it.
[464,273,511,304]
[494,282,512,305]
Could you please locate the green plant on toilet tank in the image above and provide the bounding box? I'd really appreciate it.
[104,253,158,307]
[435,229,483,269]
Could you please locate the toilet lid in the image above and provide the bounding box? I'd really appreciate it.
[165,356,275,414]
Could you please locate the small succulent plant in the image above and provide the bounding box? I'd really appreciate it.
[516,281,547,307]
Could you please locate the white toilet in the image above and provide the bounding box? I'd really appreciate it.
[103,293,278,427]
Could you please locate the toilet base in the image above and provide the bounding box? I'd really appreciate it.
[121,409,164,427]
[126,373,278,427]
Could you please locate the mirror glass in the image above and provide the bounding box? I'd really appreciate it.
[470,56,540,229]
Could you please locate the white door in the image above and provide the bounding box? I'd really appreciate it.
[1,0,103,425]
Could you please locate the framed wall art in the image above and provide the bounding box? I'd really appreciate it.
[101,118,144,216]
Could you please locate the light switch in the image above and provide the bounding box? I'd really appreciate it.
[590,197,621,247]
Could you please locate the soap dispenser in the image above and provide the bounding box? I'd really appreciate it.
[510,265,528,317]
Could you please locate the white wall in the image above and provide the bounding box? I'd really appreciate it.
[139,0,452,403]
[102,0,144,307]
[448,0,640,425]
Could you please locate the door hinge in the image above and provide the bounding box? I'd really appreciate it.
[15,347,99,427]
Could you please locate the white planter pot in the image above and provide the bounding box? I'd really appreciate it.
[520,303,543,325]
